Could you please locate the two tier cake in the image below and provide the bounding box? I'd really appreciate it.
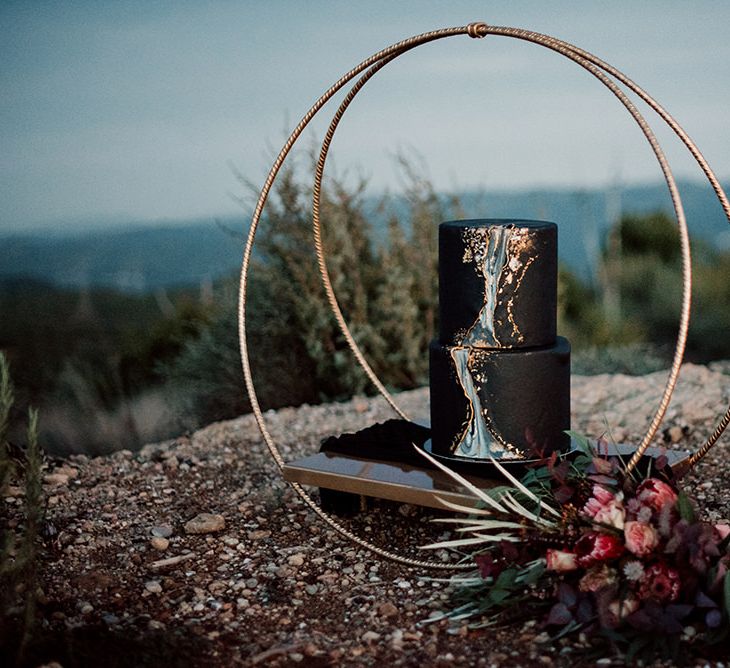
[429,219,571,461]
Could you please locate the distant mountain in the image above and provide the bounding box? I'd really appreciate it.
[1,181,728,291]
[0,220,246,292]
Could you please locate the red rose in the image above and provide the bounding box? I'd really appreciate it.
[636,478,677,511]
[546,549,578,572]
[624,521,659,557]
[575,532,624,566]
[638,562,680,602]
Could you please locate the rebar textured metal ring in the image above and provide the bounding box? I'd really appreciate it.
[238,23,730,568]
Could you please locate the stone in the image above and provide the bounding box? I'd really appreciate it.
[287,553,305,567]
[44,466,78,486]
[352,396,368,413]
[150,537,169,551]
[145,580,163,594]
[378,601,398,618]
[44,474,69,486]
[361,631,380,643]
[151,524,174,538]
[184,513,225,534]
[665,425,686,443]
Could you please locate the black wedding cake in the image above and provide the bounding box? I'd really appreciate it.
[429,219,571,461]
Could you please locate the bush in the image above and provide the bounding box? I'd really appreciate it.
[161,161,460,425]
[602,211,730,363]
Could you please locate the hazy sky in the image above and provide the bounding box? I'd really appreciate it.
[2,1,729,232]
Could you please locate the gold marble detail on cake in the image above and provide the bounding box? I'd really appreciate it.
[461,226,510,348]
[450,224,531,460]
[448,347,524,459]
[460,225,538,348]
[504,227,537,344]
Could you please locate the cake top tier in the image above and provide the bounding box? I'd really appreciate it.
[438,219,557,349]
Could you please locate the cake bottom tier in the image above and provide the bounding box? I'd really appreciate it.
[429,337,571,460]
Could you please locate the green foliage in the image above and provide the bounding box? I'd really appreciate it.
[0,279,213,453]
[0,352,45,663]
[676,490,697,523]
[603,210,730,363]
[615,211,682,263]
[560,209,730,368]
[160,283,253,426]
[0,355,13,492]
[162,160,460,425]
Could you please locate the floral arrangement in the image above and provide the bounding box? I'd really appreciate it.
[419,436,730,660]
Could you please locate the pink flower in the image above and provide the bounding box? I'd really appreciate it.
[546,549,578,572]
[583,485,625,529]
[714,524,730,541]
[638,562,680,602]
[575,532,624,566]
[636,478,677,511]
[591,484,615,505]
[624,521,659,557]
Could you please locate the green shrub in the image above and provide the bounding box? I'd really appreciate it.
[161,161,461,426]
[0,352,44,663]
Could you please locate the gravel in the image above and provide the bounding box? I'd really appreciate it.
[4,363,730,666]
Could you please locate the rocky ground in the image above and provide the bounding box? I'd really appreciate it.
[3,362,730,667]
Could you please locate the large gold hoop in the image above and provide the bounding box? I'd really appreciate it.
[238,23,730,568]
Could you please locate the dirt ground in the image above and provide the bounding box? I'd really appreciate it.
[2,364,730,666]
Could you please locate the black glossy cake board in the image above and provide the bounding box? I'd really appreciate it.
[283,430,690,512]
[283,450,503,511]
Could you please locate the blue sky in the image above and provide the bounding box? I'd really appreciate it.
[2,1,729,231]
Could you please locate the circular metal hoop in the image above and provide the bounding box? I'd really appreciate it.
[238,23,730,569]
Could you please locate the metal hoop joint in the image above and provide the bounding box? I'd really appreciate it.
[467,22,488,39]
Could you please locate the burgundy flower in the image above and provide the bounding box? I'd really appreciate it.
[546,549,578,572]
[636,478,678,511]
[575,532,624,567]
[624,521,659,557]
[475,552,500,579]
[638,562,681,602]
